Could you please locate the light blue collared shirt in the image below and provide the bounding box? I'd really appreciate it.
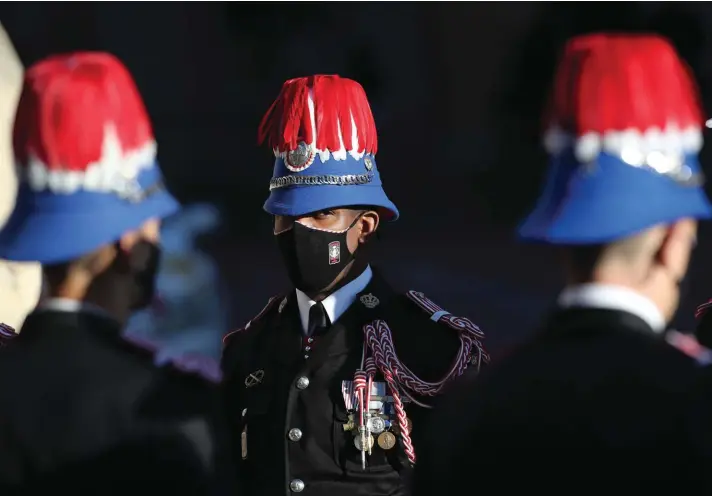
[295,265,373,333]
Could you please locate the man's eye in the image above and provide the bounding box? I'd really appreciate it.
[315,210,334,219]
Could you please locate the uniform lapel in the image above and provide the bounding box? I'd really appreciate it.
[267,270,397,377]
[269,293,303,369]
[299,270,395,374]
[303,300,364,369]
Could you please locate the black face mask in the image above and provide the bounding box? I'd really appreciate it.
[276,218,360,293]
[127,240,162,310]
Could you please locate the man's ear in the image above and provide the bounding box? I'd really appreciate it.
[358,211,380,244]
[118,229,139,254]
[656,219,697,282]
[113,229,141,274]
[81,244,121,277]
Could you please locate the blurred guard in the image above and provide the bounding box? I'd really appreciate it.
[414,34,712,494]
[0,22,40,330]
[221,75,489,496]
[0,52,228,494]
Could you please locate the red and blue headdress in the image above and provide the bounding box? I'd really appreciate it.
[258,75,398,220]
[519,34,712,243]
[0,52,178,264]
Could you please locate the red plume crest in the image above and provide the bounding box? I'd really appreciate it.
[14,52,154,172]
[258,75,378,157]
[545,33,703,137]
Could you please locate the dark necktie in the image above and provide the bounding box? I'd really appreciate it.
[306,301,330,337]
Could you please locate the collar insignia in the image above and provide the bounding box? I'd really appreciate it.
[245,369,265,388]
[360,293,380,309]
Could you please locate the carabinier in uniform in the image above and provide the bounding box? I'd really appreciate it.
[221,75,489,496]
[413,34,712,495]
[0,52,230,494]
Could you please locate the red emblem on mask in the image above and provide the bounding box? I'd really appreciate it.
[328,241,340,265]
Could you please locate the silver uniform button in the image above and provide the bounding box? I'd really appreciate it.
[290,479,305,492]
[296,376,310,390]
[288,428,303,441]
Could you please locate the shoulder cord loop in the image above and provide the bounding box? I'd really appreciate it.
[354,290,489,465]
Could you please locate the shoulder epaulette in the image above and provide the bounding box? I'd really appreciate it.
[696,299,712,320]
[666,330,712,366]
[406,290,484,335]
[122,332,222,382]
[222,294,285,346]
[361,290,489,466]
[157,352,222,383]
[405,290,490,365]
[0,323,16,347]
[122,332,161,357]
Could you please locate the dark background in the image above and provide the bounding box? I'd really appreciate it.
[4,1,712,355]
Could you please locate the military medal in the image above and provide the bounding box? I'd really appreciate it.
[367,416,386,434]
[346,364,400,468]
[343,414,356,432]
[377,431,396,450]
[354,432,374,451]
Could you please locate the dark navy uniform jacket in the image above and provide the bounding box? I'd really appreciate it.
[221,269,482,496]
[0,307,233,495]
[413,302,712,495]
